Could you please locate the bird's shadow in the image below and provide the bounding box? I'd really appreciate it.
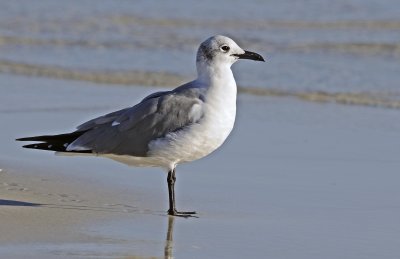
[0,198,168,215]
[0,198,136,213]
[0,199,41,207]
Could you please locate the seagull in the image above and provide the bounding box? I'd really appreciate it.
[16,35,265,217]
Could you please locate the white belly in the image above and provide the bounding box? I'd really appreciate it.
[147,102,236,167]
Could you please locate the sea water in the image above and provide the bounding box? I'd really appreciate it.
[0,0,399,108]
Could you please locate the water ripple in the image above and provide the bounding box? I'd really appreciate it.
[1,59,399,110]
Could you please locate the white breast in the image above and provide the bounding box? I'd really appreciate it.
[147,75,237,169]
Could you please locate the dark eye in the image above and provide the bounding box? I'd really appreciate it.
[220,45,230,52]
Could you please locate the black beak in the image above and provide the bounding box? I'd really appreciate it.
[233,50,265,62]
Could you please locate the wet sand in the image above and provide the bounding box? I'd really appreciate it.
[1,75,400,258]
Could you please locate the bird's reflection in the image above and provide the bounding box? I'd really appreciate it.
[164,216,175,259]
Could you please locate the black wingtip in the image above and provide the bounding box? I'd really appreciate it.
[16,136,51,142]
[22,143,42,149]
[16,137,31,141]
[21,142,59,151]
[16,131,91,153]
[21,142,92,153]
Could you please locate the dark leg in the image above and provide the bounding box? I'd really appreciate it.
[167,169,176,214]
[167,169,196,217]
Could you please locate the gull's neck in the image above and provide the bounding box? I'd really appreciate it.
[196,61,236,89]
[195,60,237,146]
[196,60,237,117]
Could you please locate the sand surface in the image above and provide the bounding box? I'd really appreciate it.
[1,75,400,258]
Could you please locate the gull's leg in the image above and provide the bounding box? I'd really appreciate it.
[167,169,197,217]
[167,169,176,214]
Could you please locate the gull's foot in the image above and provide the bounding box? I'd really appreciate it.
[168,209,197,218]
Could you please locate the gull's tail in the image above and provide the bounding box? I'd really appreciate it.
[16,131,91,153]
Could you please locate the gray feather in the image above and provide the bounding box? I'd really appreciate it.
[69,84,206,156]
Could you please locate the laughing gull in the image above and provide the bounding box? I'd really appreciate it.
[17,35,265,216]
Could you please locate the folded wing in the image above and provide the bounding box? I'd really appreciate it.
[67,87,205,156]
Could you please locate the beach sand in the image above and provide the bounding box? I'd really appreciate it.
[1,75,400,258]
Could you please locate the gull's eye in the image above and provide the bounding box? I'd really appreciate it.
[220,45,230,52]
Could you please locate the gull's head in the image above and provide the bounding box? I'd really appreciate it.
[196,35,265,69]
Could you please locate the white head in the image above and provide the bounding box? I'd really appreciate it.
[196,35,264,76]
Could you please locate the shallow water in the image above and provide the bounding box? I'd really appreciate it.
[1,0,400,108]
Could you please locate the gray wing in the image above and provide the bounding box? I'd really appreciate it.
[76,90,171,132]
[68,86,206,156]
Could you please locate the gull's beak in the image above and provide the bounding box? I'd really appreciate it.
[233,50,265,62]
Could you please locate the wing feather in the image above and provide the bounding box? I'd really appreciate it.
[68,87,205,156]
